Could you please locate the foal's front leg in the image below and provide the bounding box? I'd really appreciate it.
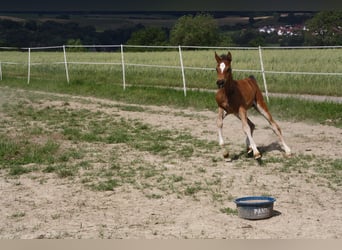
[217,107,225,146]
[217,107,230,159]
[239,109,261,159]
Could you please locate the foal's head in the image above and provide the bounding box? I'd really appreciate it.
[215,51,232,88]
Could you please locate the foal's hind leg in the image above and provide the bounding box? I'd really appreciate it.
[235,114,255,155]
[246,118,255,155]
[234,114,255,156]
[254,101,291,156]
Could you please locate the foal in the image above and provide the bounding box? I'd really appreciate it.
[215,51,291,159]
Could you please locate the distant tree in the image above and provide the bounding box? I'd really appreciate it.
[304,11,342,45]
[0,20,32,47]
[98,24,143,45]
[66,39,86,51]
[0,19,21,30]
[249,36,266,47]
[272,12,280,22]
[56,14,70,19]
[248,16,255,27]
[24,20,37,31]
[287,13,296,24]
[280,34,305,46]
[126,27,168,46]
[217,33,236,47]
[170,13,219,46]
[231,29,263,47]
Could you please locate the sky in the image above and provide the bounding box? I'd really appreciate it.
[0,0,341,12]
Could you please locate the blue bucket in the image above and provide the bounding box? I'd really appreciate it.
[234,196,276,220]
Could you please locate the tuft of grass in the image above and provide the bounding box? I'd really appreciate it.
[169,174,183,183]
[220,207,238,216]
[56,164,78,178]
[146,193,163,199]
[92,179,120,191]
[184,182,204,196]
[9,165,32,176]
[43,164,79,178]
[10,212,26,219]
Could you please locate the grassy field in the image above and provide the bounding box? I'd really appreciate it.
[1,48,341,96]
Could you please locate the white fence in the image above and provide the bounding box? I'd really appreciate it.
[1,44,342,100]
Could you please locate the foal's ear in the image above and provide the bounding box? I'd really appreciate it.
[227,51,232,61]
[215,51,221,63]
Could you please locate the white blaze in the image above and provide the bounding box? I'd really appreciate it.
[219,62,225,73]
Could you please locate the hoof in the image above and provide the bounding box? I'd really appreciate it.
[254,153,262,160]
[223,149,229,158]
[247,147,253,157]
[284,152,292,158]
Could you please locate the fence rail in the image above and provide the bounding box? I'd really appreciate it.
[1,44,342,100]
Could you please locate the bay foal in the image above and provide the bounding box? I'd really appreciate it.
[215,51,291,159]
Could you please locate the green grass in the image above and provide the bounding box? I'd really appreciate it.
[1,79,341,128]
[0,136,59,167]
[91,179,120,191]
[269,97,342,127]
[220,207,238,216]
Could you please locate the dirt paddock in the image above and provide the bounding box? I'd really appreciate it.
[0,87,341,239]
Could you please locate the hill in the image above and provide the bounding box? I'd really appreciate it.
[0,11,315,47]
[0,11,314,31]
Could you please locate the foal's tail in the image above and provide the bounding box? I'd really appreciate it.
[249,75,268,111]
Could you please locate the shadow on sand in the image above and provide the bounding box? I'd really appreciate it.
[226,142,284,165]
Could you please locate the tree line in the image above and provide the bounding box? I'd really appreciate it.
[0,11,341,48]
[0,19,143,48]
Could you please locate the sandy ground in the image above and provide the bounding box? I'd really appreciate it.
[0,87,341,239]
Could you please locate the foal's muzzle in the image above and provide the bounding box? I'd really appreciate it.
[216,79,225,89]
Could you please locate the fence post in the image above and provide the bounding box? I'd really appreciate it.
[121,44,126,90]
[63,45,70,83]
[178,45,187,97]
[258,46,269,102]
[27,48,31,84]
[0,61,2,81]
